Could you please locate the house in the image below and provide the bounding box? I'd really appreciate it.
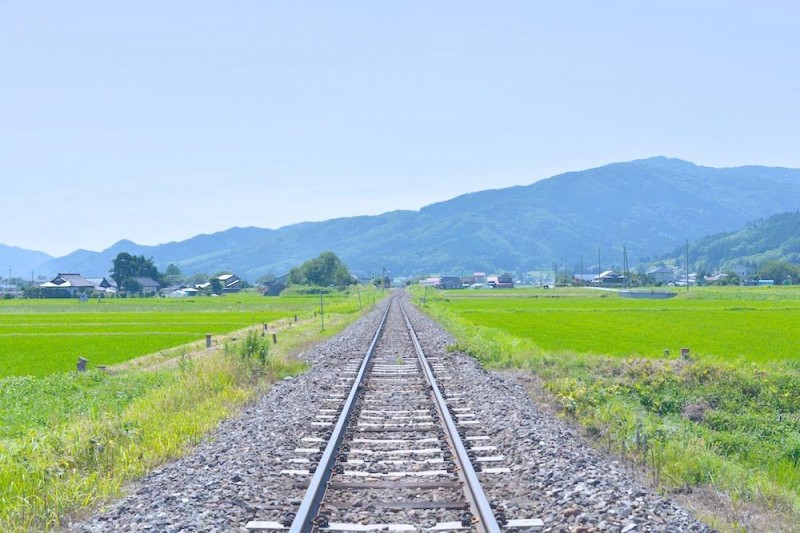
[216,273,242,293]
[132,277,161,295]
[40,273,97,297]
[86,277,113,289]
[646,265,675,285]
[161,284,188,296]
[438,276,463,290]
[488,273,514,289]
[263,273,289,296]
[166,286,200,297]
[461,272,486,285]
[594,270,625,285]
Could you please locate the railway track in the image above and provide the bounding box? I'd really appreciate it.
[246,295,541,532]
[68,292,712,532]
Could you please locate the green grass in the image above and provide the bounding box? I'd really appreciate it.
[0,290,365,377]
[416,286,800,529]
[0,286,383,531]
[441,291,800,362]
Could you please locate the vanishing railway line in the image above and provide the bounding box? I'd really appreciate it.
[246,295,540,532]
[69,292,712,533]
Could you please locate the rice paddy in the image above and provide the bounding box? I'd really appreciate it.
[0,291,362,377]
[437,287,800,362]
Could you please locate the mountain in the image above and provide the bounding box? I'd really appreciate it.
[0,244,52,278]
[16,157,800,280]
[657,211,800,273]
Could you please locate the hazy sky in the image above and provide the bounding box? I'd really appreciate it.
[2,1,798,257]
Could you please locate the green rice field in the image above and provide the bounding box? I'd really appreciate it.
[438,287,800,362]
[0,290,363,377]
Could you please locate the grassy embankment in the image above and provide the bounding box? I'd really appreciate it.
[0,288,382,531]
[415,286,800,530]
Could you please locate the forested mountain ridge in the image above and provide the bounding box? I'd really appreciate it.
[8,157,800,280]
[657,211,800,273]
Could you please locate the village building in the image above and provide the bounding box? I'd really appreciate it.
[263,273,289,296]
[594,270,625,285]
[646,265,676,284]
[216,273,242,293]
[437,276,463,290]
[487,273,515,288]
[40,273,97,297]
[131,277,161,295]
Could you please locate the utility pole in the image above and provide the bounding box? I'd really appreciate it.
[319,288,325,331]
[622,243,629,289]
[686,239,690,291]
[597,248,601,278]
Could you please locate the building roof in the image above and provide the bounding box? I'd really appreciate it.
[218,274,241,288]
[133,277,160,288]
[85,277,115,288]
[43,273,96,288]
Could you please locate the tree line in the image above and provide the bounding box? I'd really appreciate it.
[108,251,355,296]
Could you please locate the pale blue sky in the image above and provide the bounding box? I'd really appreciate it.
[2,1,798,256]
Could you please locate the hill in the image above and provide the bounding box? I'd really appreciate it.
[12,157,800,280]
[0,244,52,278]
[656,211,800,273]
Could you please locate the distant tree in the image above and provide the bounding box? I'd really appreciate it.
[187,273,209,287]
[163,264,184,285]
[719,271,741,286]
[209,278,223,295]
[257,272,277,286]
[110,253,161,292]
[123,278,142,295]
[758,260,800,285]
[288,252,355,287]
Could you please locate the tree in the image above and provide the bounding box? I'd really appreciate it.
[209,278,223,295]
[758,260,800,285]
[110,253,161,293]
[257,272,277,286]
[187,273,209,287]
[124,278,142,295]
[163,264,184,286]
[288,252,355,287]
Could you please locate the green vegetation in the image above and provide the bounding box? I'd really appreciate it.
[416,286,800,529]
[0,291,362,377]
[440,288,800,363]
[110,252,161,292]
[0,287,380,531]
[288,251,356,287]
[658,211,800,275]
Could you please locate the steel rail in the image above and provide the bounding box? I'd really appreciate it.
[288,296,393,533]
[399,301,502,533]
